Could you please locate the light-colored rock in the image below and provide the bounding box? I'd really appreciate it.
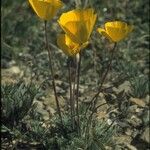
[128,105,138,113]
[127,115,142,127]
[130,97,146,108]
[9,66,21,75]
[118,81,131,93]
[113,134,132,145]
[125,143,137,150]
[125,128,133,136]
[144,95,150,105]
[140,127,150,143]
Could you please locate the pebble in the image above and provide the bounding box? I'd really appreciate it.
[140,127,150,144]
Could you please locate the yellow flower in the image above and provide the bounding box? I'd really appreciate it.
[28,0,64,21]
[97,21,133,42]
[57,34,88,56]
[58,8,97,44]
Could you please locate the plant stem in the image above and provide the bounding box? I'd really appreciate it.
[68,57,75,129]
[91,43,117,104]
[76,53,81,135]
[44,21,63,126]
[84,43,117,137]
[85,103,107,139]
[75,0,82,8]
[85,43,117,116]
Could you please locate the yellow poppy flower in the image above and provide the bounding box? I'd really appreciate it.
[97,21,133,42]
[57,34,89,56]
[58,8,97,44]
[28,0,64,21]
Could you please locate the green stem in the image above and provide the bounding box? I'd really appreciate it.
[91,43,117,105]
[84,43,117,137]
[85,43,117,117]
[68,57,75,129]
[76,53,81,135]
[44,21,63,126]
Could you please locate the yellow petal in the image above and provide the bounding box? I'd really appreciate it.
[57,34,69,55]
[80,41,89,50]
[105,21,127,29]
[58,8,97,44]
[97,28,112,42]
[57,34,80,56]
[58,9,81,26]
[126,25,134,34]
[58,8,94,26]
[106,26,127,42]
[82,8,94,21]
[28,0,63,20]
[87,13,97,39]
[103,21,133,42]
[61,21,89,44]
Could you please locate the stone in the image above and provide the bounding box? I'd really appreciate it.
[127,115,142,127]
[125,143,137,150]
[128,105,138,113]
[130,98,146,108]
[144,95,150,105]
[118,81,131,93]
[140,127,150,144]
[125,128,133,136]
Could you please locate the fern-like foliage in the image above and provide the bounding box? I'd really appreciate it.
[1,81,39,128]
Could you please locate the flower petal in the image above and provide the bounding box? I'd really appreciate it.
[97,28,112,42]
[105,21,127,29]
[60,21,89,44]
[29,0,63,20]
[58,8,97,44]
[106,26,127,42]
[57,34,80,56]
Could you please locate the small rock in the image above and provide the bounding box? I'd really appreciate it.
[10,66,21,75]
[128,105,138,113]
[118,81,131,93]
[136,108,144,117]
[43,115,50,121]
[56,86,66,95]
[1,59,10,68]
[114,134,132,145]
[130,98,146,108]
[97,111,107,119]
[46,106,55,115]
[114,145,123,150]
[144,95,150,105]
[140,127,150,144]
[127,115,142,127]
[9,60,16,66]
[105,146,112,150]
[125,143,137,150]
[125,128,133,136]
[131,129,139,138]
[142,110,149,126]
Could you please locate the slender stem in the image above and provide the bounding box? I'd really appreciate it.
[103,120,114,133]
[68,57,75,129]
[76,53,81,135]
[85,103,107,138]
[72,57,77,109]
[44,21,63,126]
[91,43,117,104]
[75,0,82,8]
[84,43,117,137]
[85,43,117,115]
[84,0,89,8]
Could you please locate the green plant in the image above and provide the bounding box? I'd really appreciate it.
[129,75,149,98]
[1,0,149,149]
[1,81,39,128]
[42,113,116,150]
